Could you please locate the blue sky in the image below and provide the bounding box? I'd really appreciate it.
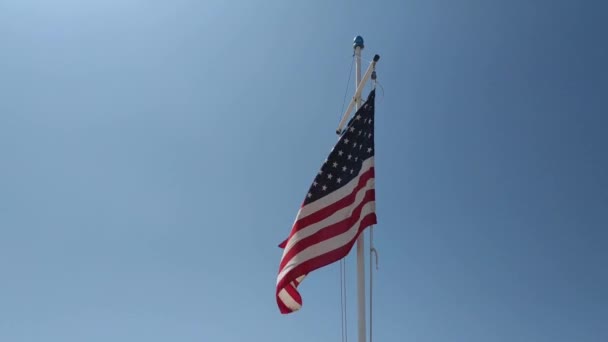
[1,0,607,341]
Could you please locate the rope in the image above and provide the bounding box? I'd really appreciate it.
[338,56,355,124]
[340,260,344,342]
[340,258,348,342]
[340,260,343,342]
[369,226,379,342]
[369,228,373,342]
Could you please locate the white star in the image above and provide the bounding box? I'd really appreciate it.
[359,144,363,150]
[368,133,372,138]
[347,154,352,160]
[358,130,362,135]
[353,142,357,148]
[344,138,350,144]
[322,185,327,191]
[350,169,354,174]
[355,115,361,120]
[307,193,312,198]
[337,178,342,184]
[368,119,372,124]
[327,173,333,180]
[367,147,372,153]
[355,157,358,161]
[342,166,347,172]
[338,150,344,156]
[333,162,338,168]
[313,181,318,187]
[349,127,355,132]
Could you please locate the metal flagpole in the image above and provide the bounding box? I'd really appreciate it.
[335,35,379,342]
[353,35,366,342]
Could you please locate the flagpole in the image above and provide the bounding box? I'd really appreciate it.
[353,35,367,342]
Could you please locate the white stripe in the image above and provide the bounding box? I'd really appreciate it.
[277,201,376,284]
[278,288,301,311]
[297,157,374,220]
[281,178,375,260]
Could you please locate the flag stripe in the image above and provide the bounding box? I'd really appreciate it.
[277,200,376,289]
[282,212,376,286]
[280,173,375,263]
[285,284,301,304]
[279,185,375,271]
[276,211,377,313]
[287,191,375,261]
[277,287,301,313]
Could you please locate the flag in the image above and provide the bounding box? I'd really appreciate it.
[276,89,377,314]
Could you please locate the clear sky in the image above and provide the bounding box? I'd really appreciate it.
[1,1,607,341]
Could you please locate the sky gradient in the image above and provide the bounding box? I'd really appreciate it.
[1,1,607,341]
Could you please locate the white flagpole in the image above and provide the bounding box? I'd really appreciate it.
[353,35,366,342]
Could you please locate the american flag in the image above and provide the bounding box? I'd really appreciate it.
[276,89,377,314]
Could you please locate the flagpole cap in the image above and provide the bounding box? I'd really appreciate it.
[353,36,364,49]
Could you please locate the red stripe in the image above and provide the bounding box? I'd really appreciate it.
[290,213,376,279]
[276,282,303,314]
[279,190,375,270]
[276,213,377,306]
[276,292,293,314]
[285,283,302,305]
[278,212,376,291]
[278,177,374,269]
[292,168,374,234]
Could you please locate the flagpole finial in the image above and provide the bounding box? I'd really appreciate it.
[353,36,364,50]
